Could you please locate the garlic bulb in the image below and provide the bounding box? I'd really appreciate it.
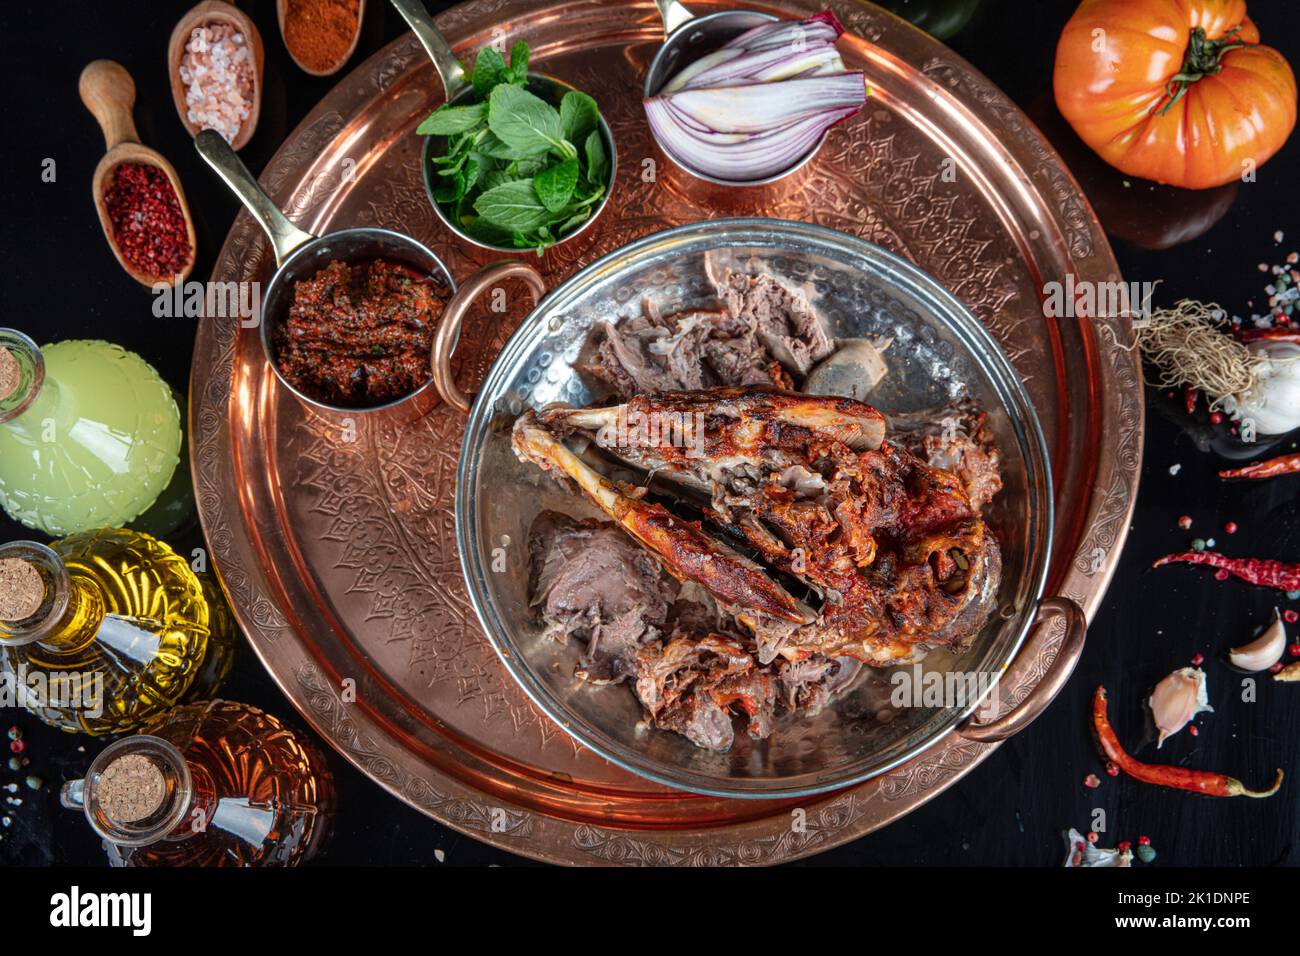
[1230,339,1300,436]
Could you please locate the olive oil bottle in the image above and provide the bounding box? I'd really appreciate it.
[60,700,334,867]
[0,528,216,735]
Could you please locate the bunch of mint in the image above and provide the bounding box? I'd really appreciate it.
[418,42,610,253]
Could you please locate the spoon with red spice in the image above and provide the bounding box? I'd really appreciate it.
[79,60,197,287]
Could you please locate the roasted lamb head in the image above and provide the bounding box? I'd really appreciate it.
[513,387,1002,669]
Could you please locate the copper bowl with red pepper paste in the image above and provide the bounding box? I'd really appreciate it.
[275,258,446,408]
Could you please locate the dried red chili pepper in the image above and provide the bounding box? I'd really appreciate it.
[1183,385,1198,416]
[1153,550,1300,591]
[1219,452,1300,480]
[1237,327,1300,345]
[1092,687,1282,798]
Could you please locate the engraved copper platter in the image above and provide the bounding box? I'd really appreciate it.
[191,0,1143,864]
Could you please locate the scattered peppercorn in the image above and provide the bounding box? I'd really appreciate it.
[1189,725,1199,736]
[6,757,21,771]
[1225,521,1238,535]
[1087,831,1100,844]
[1178,515,1193,530]
[1190,538,1207,551]
[1136,843,1157,864]
[23,776,40,791]
[1084,773,1101,788]
[1285,609,1299,624]
[1191,652,1205,666]
[5,727,19,741]
[1289,642,1300,658]
[8,740,23,754]
[103,162,191,278]
[1209,411,1225,425]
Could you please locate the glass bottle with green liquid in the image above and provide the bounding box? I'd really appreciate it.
[0,328,184,537]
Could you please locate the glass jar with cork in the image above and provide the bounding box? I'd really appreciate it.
[60,699,334,866]
[0,529,220,736]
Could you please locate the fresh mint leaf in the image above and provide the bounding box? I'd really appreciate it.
[584,130,609,185]
[474,178,552,231]
[489,84,566,156]
[555,206,591,236]
[508,41,530,82]
[471,47,509,97]
[417,102,487,136]
[560,91,599,143]
[534,157,579,212]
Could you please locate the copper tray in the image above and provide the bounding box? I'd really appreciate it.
[191,0,1143,864]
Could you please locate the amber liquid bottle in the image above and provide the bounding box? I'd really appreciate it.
[0,530,221,735]
[59,699,334,867]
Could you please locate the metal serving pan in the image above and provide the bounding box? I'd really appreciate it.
[440,218,1083,797]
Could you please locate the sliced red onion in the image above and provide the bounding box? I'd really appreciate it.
[653,74,866,134]
[646,98,862,181]
[646,10,866,183]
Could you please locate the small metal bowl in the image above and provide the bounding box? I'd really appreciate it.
[195,131,454,417]
[390,0,617,255]
[643,4,830,188]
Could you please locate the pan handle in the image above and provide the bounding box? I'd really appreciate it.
[955,595,1087,743]
[388,0,468,99]
[433,261,547,414]
[656,0,696,34]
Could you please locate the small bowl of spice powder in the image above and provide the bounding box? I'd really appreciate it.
[168,1,265,150]
[279,0,365,76]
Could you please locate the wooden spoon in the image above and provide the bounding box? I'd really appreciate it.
[167,0,264,151]
[80,61,197,288]
[277,0,367,77]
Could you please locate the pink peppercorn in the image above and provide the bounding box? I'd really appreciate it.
[9,740,24,754]
[1288,642,1300,658]
[103,162,191,278]
[1087,831,1100,844]
[1106,762,1119,777]
[1189,725,1199,737]
[1178,515,1193,530]
[1214,568,1231,581]
[1224,521,1238,535]
[1084,773,1101,789]
[1138,835,1151,846]
[1284,609,1298,624]
[1209,411,1225,425]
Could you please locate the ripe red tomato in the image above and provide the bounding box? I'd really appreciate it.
[1054,0,1297,189]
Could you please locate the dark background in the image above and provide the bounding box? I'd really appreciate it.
[1,0,1297,867]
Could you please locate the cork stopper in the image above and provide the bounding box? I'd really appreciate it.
[0,347,19,403]
[98,753,167,824]
[0,558,43,622]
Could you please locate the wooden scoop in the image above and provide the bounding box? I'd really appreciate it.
[167,0,265,150]
[277,0,367,76]
[79,59,197,287]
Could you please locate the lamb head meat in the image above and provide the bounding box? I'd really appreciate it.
[512,386,1002,669]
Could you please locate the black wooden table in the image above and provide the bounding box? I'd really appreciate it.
[3,0,1297,867]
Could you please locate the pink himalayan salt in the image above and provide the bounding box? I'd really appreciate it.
[179,23,254,144]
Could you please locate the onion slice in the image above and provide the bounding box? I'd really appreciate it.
[645,10,867,183]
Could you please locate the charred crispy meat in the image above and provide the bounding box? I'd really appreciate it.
[514,387,1001,669]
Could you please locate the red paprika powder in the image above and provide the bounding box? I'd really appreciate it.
[283,0,361,74]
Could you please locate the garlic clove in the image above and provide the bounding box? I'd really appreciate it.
[1274,662,1300,683]
[1149,666,1213,748]
[1228,608,1286,672]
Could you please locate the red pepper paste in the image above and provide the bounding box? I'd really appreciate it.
[104,162,191,278]
[275,259,444,407]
